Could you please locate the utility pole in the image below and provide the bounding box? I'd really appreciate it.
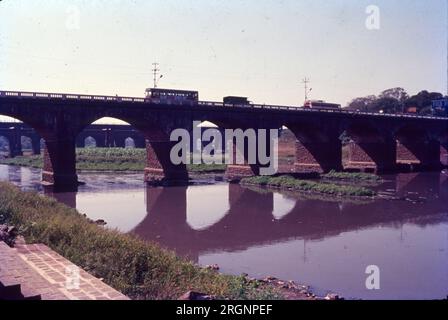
[302,77,312,102]
[152,62,160,88]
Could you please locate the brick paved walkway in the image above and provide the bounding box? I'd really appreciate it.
[0,241,129,300]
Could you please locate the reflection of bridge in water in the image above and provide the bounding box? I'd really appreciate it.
[46,173,448,263]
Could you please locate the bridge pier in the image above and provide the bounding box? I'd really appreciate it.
[442,142,448,166]
[31,137,41,155]
[144,139,189,185]
[94,134,107,148]
[42,138,78,191]
[228,183,274,219]
[6,129,23,158]
[294,138,342,173]
[9,139,23,158]
[134,136,146,149]
[286,126,342,173]
[346,131,396,173]
[224,135,263,181]
[225,164,258,181]
[131,186,194,261]
[396,139,442,171]
[112,136,126,148]
[75,135,85,148]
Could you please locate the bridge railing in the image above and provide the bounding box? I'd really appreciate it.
[198,100,447,120]
[0,91,146,103]
[1,90,446,120]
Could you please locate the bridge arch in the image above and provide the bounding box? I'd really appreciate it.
[84,136,97,148]
[23,134,41,155]
[395,124,442,170]
[0,113,74,188]
[344,121,396,173]
[124,137,135,148]
[0,135,10,157]
[77,115,189,185]
[0,117,42,158]
[276,127,297,173]
[191,118,265,180]
[186,184,230,230]
[272,192,296,220]
[20,135,32,155]
[284,122,343,173]
[192,121,225,164]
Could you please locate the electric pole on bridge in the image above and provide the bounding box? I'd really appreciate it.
[302,77,312,103]
[152,62,163,88]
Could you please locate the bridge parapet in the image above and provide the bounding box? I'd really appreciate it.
[1,90,447,121]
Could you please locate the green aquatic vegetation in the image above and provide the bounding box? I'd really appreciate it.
[241,175,376,197]
[321,170,382,182]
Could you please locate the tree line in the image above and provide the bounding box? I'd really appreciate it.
[345,87,447,115]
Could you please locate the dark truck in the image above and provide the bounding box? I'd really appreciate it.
[223,96,249,106]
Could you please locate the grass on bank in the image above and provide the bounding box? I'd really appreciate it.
[0,148,227,173]
[241,175,376,197]
[0,182,280,300]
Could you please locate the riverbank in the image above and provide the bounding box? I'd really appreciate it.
[241,175,376,197]
[0,181,321,300]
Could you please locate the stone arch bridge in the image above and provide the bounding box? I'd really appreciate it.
[0,90,447,190]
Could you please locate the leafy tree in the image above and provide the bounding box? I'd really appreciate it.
[345,88,444,115]
[379,87,408,102]
[370,97,401,113]
[346,95,377,111]
[404,90,443,114]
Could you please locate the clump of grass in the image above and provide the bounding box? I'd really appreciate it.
[187,163,226,173]
[321,170,382,182]
[0,182,280,300]
[0,154,42,168]
[241,175,376,197]
[76,148,146,171]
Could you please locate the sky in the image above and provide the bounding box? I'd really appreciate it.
[0,0,447,114]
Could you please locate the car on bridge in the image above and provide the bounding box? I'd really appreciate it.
[144,88,199,105]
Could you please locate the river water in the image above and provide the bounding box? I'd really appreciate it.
[1,164,447,300]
